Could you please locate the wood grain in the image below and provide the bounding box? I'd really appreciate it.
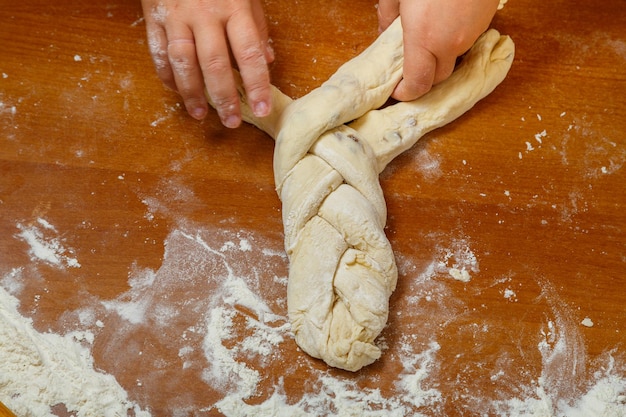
[1,0,624,416]
[0,401,16,417]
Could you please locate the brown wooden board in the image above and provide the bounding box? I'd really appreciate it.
[1,0,625,415]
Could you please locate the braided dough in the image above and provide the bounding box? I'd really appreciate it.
[208,18,514,371]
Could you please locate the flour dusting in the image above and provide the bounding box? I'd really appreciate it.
[0,286,148,417]
[490,281,626,417]
[16,219,81,268]
[2,223,624,416]
[433,236,479,282]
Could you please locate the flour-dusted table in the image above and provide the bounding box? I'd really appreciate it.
[1,0,624,415]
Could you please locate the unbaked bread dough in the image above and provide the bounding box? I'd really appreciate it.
[207,18,514,371]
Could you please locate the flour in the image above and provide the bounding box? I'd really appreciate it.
[581,317,594,327]
[203,306,262,400]
[0,267,24,295]
[16,219,81,268]
[0,286,149,417]
[413,148,443,182]
[2,223,625,416]
[503,288,518,301]
[433,236,479,282]
[490,282,626,417]
[448,267,472,282]
[494,353,626,417]
[102,268,157,324]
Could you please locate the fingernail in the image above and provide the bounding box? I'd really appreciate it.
[223,114,241,129]
[191,107,207,120]
[253,100,270,117]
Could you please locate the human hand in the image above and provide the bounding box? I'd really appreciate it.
[141,0,274,128]
[377,0,499,101]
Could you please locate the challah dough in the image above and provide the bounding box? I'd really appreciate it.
[208,18,515,371]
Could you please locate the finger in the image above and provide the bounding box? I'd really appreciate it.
[251,0,274,64]
[167,35,210,120]
[433,55,456,86]
[392,42,437,102]
[377,0,400,33]
[391,15,437,101]
[391,11,438,102]
[227,8,272,118]
[145,22,176,91]
[195,24,242,128]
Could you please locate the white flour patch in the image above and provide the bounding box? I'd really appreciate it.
[401,234,480,284]
[16,219,81,268]
[581,317,594,328]
[488,281,626,417]
[2,222,624,416]
[0,267,24,296]
[101,268,157,325]
[607,37,626,60]
[0,286,149,417]
[503,288,518,301]
[394,340,442,409]
[86,226,452,416]
[436,237,479,282]
[559,115,625,179]
[413,148,443,182]
[75,225,293,415]
[448,267,471,282]
[215,339,443,417]
[492,351,626,416]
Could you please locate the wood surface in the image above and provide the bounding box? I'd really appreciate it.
[0,401,16,417]
[1,0,625,416]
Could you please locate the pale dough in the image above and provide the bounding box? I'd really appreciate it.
[208,18,515,371]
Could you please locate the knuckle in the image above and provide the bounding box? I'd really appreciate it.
[151,49,170,73]
[203,57,231,76]
[167,48,195,76]
[412,79,433,96]
[170,56,193,76]
[243,79,269,102]
[237,44,266,66]
[211,94,239,112]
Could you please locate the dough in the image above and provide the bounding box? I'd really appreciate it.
[207,19,515,371]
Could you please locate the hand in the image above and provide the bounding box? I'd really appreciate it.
[141,0,274,128]
[377,0,499,101]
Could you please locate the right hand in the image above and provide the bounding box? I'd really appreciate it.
[141,0,274,128]
[377,0,499,102]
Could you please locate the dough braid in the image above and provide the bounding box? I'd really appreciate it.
[208,20,515,371]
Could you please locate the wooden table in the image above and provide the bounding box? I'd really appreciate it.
[1,0,625,416]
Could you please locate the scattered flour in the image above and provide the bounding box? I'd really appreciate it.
[16,219,81,268]
[0,267,24,295]
[436,237,479,282]
[581,317,594,328]
[101,268,157,325]
[503,288,517,301]
[0,286,149,417]
[448,267,471,282]
[2,223,624,416]
[490,282,626,417]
